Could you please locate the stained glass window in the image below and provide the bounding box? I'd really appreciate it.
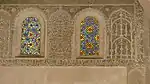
[80,16,99,56]
[20,17,41,55]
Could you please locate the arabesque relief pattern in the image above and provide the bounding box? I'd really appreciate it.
[108,8,134,59]
[0,9,11,58]
[0,1,146,67]
[135,0,144,60]
[48,9,72,60]
[0,0,148,84]
[0,2,144,66]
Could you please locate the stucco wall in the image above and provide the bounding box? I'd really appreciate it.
[0,0,149,84]
[0,67,127,84]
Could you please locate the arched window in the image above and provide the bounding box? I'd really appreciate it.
[72,8,106,59]
[13,8,47,58]
[20,17,41,55]
[80,16,100,56]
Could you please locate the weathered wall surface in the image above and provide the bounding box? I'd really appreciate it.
[0,67,127,84]
[0,0,134,4]
[0,0,149,84]
[0,1,144,66]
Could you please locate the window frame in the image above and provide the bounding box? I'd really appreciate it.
[12,8,47,58]
[72,8,106,59]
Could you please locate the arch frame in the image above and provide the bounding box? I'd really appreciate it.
[128,67,146,84]
[12,7,47,58]
[72,8,106,59]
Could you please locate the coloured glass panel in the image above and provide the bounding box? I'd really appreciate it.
[20,17,41,55]
[80,16,99,56]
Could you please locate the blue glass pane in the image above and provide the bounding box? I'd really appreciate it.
[80,16,99,56]
[20,17,41,55]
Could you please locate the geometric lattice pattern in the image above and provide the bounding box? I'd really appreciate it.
[109,9,133,58]
[80,16,99,56]
[20,17,41,55]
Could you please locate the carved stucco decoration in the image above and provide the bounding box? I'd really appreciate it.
[134,0,144,60]
[48,8,72,60]
[108,8,134,60]
[0,2,147,84]
[0,9,11,58]
[0,2,144,67]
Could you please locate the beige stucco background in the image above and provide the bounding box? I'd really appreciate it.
[0,67,127,84]
[0,0,150,84]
